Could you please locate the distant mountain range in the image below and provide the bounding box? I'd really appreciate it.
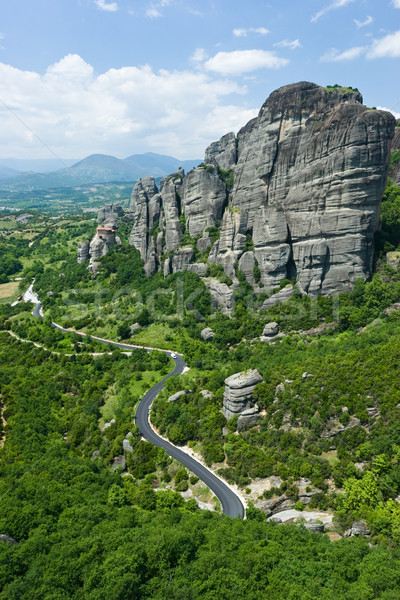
[0,158,79,175]
[0,153,202,190]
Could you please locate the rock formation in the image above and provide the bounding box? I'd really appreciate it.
[212,83,395,295]
[222,369,263,421]
[77,241,90,264]
[82,82,396,300]
[201,327,215,341]
[89,223,120,272]
[391,123,400,185]
[97,203,124,224]
[79,206,123,272]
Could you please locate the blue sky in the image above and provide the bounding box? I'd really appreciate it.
[0,0,399,160]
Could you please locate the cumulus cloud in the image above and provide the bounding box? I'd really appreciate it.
[354,15,373,28]
[320,46,366,61]
[367,29,400,58]
[0,54,258,159]
[273,39,302,50]
[146,8,161,18]
[233,27,269,37]
[190,48,208,63]
[204,49,288,75]
[94,0,118,12]
[311,0,354,23]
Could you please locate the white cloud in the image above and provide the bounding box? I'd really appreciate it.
[367,29,400,58]
[311,0,354,23]
[377,106,400,119]
[190,48,208,63]
[146,7,162,17]
[273,39,302,50]
[233,27,269,37]
[354,15,373,28]
[392,0,400,8]
[204,49,288,75]
[320,46,366,61]
[94,0,118,12]
[145,0,171,18]
[0,54,258,159]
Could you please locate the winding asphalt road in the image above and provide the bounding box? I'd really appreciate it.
[44,316,245,518]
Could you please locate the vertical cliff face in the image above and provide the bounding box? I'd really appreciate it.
[214,82,395,294]
[125,81,395,298]
[391,125,400,185]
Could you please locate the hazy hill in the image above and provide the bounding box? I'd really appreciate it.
[0,152,202,191]
[0,158,78,173]
[0,165,21,180]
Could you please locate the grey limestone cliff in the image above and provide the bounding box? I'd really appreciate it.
[80,206,123,272]
[204,132,237,170]
[391,124,400,185]
[215,83,395,295]
[222,369,263,421]
[91,81,395,300]
[77,241,90,264]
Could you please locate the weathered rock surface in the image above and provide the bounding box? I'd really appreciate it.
[205,132,237,170]
[197,232,212,253]
[343,520,370,537]
[237,407,261,431]
[97,203,124,224]
[238,251,256,286]
[80,203,124,272]
[262,285,294,309]
[123,437,133,453]
[80,82,395,299]
[201,327,215,341]
[200,390,214,399]
[89,225,119,272]
[181,166,227,237]
[77,241,90,263]
[263,322,279,337]
[223,369,263,420]
[187,262,208,277]
[172,248,194,273]
[391,124,400,185]
[168,390,187,402]
[303,520,325,533]
[206,279,235,315]
[112,455,126,471]
[221,83,395,295]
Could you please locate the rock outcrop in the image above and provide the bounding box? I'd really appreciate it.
[79,205,123,272]
[89,224,120,272]
[97,203,124,224]
[81,82,395,300]
[201,327,215,341]
[222,369,263,421]
[77,241,90,264]
[214,83,395,295]
[205,132,237,170]
[391,124,400,185]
